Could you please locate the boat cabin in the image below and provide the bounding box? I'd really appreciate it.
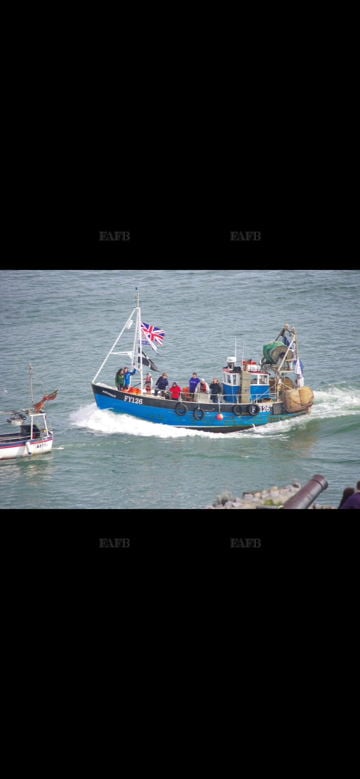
[21,413,50,439]
[222,356,271,403]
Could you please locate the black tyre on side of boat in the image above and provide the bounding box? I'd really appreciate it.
[175,402,187,416]
[193,407,204,420]
[232,404,242,416]
[247,403,260,415]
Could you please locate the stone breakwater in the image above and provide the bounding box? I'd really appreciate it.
[205,482,336,509]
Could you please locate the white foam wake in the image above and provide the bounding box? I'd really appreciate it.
[69,385,360,441]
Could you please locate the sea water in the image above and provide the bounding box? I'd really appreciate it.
[0,268,359,509]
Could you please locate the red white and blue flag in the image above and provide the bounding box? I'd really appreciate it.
[141,322,166,352]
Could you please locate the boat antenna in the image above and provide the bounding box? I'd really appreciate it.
[29,363,34,405]
[135,287,140,307]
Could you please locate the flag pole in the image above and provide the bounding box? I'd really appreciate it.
[29,363,34,406]
[134,287,144,392]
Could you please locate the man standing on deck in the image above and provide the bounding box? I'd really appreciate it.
[209,378,221,402]
[154,373,169,396]
[189,372,200,393]
[123,366,137,389]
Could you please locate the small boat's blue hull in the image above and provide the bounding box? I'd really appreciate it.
[92,384,309,432]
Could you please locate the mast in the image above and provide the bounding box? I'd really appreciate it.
[92,301,138,383]
[28,363,34,438]
[134,288,144,392]
[91,287,146,391]
[29,363,34,406]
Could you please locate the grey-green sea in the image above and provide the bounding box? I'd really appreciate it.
[1,269,359,509]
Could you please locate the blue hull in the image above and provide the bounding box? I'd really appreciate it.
[91,384,309,432]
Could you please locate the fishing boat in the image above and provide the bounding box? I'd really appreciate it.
[0,365,58,459]
[91,290,314,433]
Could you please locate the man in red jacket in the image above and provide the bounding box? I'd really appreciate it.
[169,381,182,400]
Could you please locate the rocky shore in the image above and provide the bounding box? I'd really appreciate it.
[205,481,336,509]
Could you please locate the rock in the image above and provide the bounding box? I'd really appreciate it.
[206,481,336,509]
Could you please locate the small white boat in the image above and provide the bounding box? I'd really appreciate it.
[0,365,58,460]
[0,410,54,459]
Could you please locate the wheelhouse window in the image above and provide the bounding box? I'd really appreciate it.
[250,373,269,385]
[223,372,238,385]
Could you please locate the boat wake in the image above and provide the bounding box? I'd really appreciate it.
[311,385,360,418]
[249,385,360,436]
[70,385,360,441]
[70,404,260,439]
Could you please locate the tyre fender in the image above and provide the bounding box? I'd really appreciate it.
[175,402,187,416]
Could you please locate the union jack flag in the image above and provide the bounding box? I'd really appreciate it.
[141,322,166,352]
